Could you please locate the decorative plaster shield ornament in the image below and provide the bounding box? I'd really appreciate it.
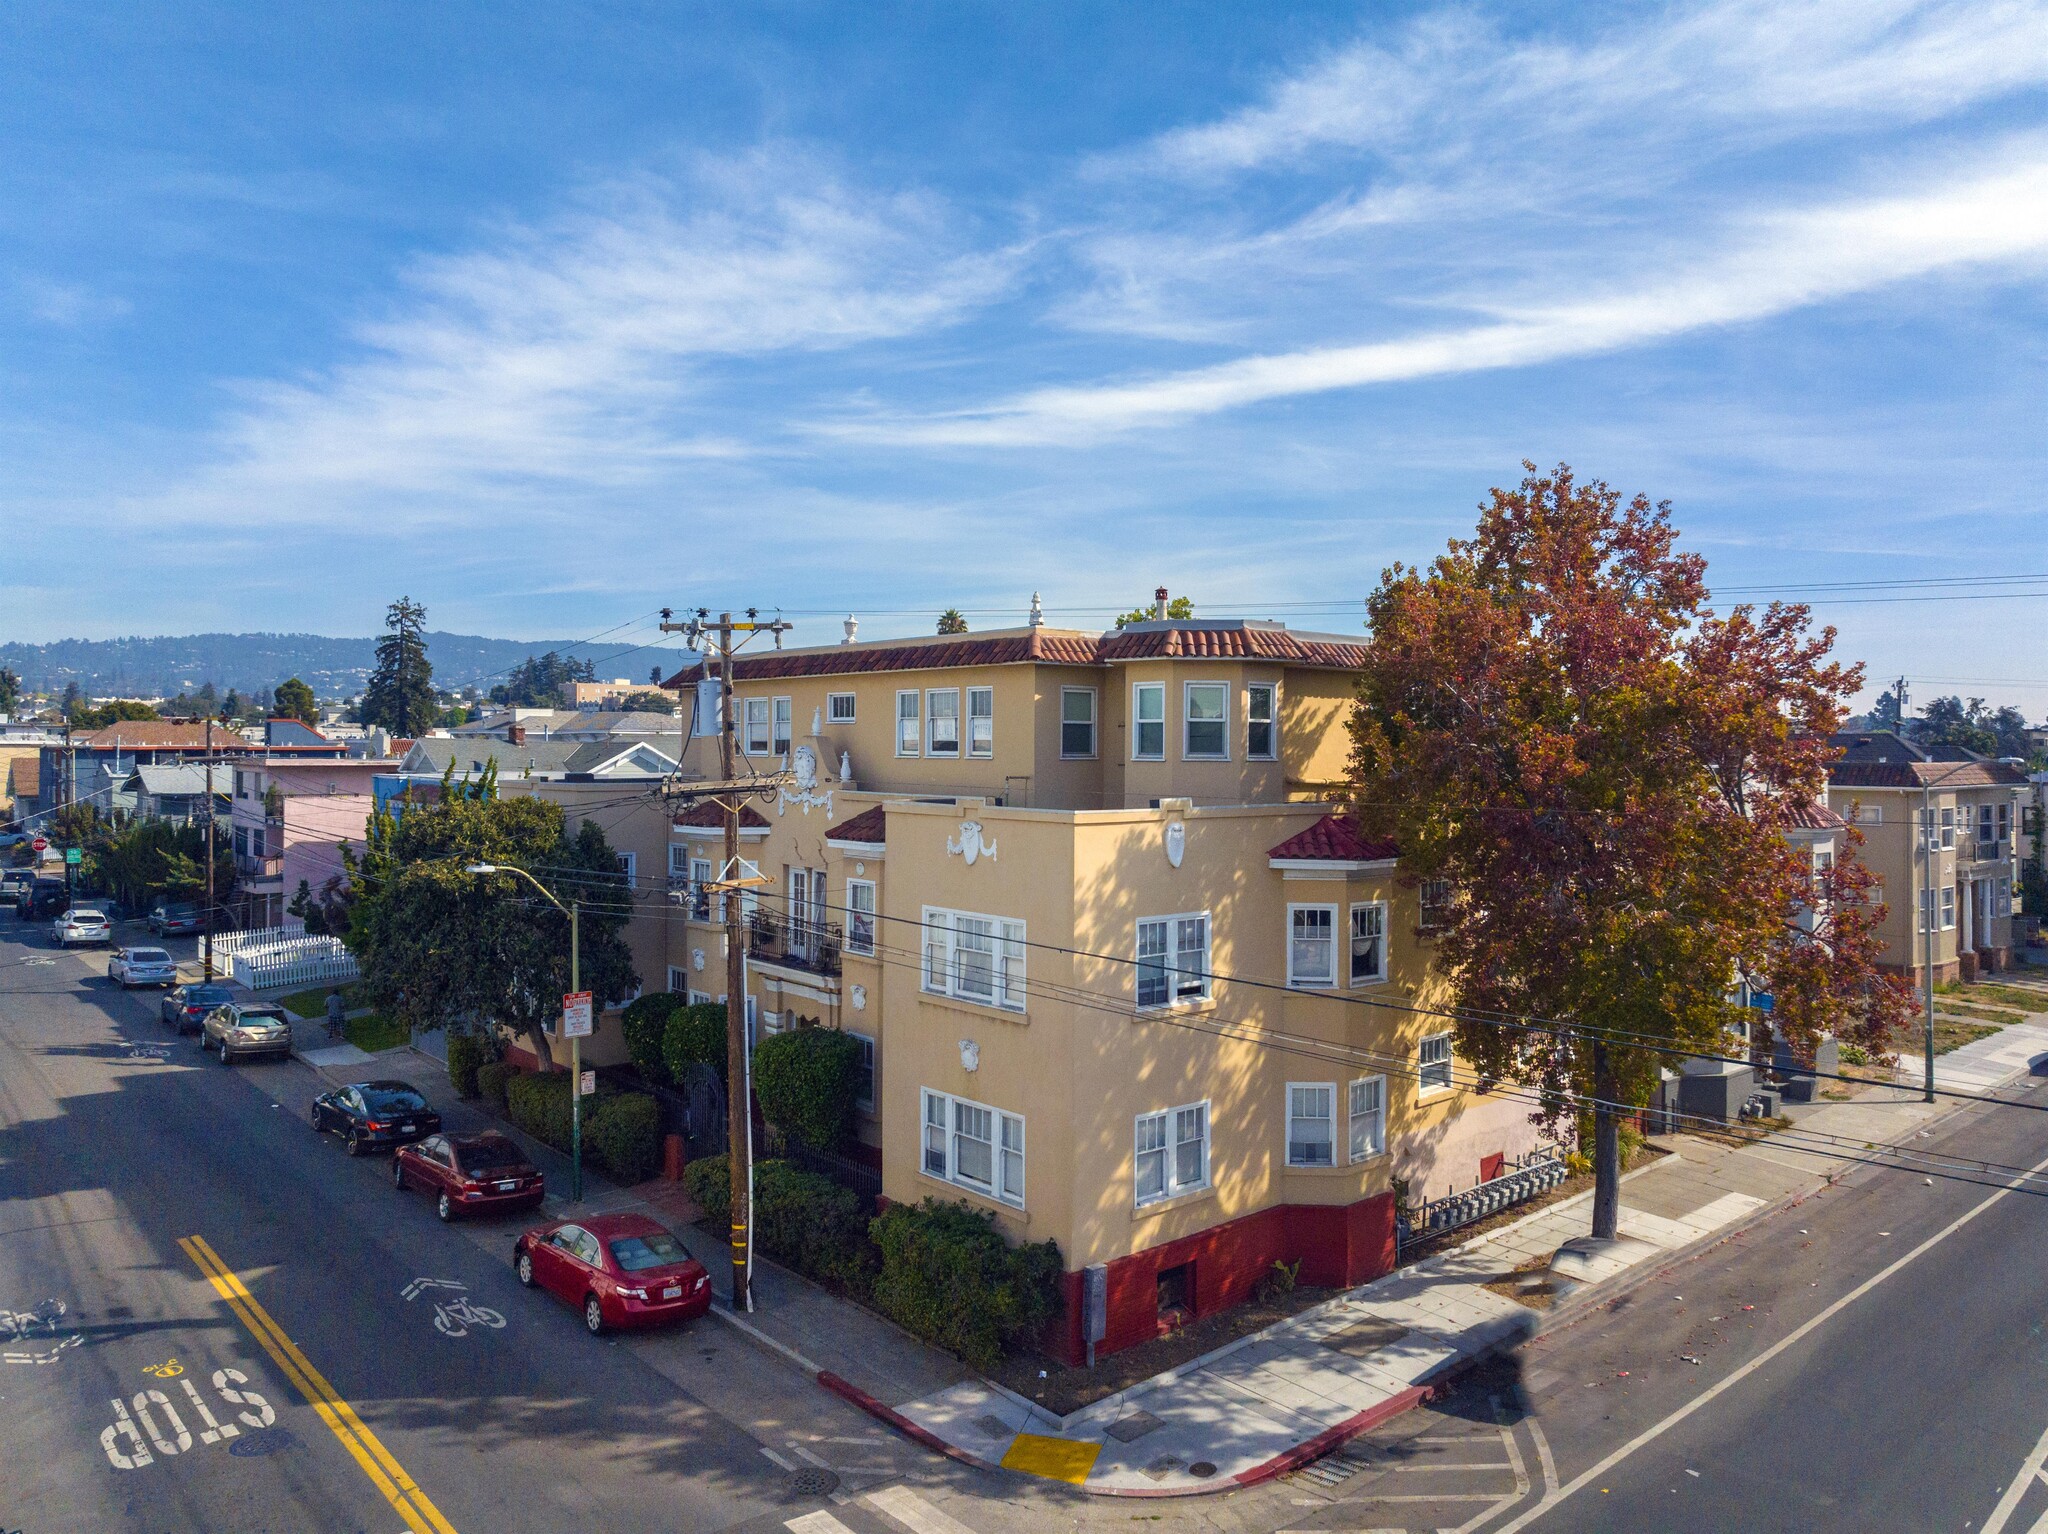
[1165,820,1186,869]
[947,820,998,865]
[691,948,705,972]
[851,985,867,1012]
[777,744,834,818]
[959,1039,980,1072]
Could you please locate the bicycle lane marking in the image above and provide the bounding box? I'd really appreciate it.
[178,1234,459,1534]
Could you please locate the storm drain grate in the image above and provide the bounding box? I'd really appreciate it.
[1293,1444,1377,1487]
[786,1468,841,1498]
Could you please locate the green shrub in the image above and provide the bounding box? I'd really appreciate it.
[686,1153,731,1229]
[753,1027,863,1151]
[586,1093,663,1185]
[1840,1041,1870,1067]
[755,1161,877,1294]
[446,1031,486,1099]
[869,1199,1063,1370]
[476,1061,516,1114]
[663,1002,729,1084]
[621,993,683,1084]
[506,1071,575,1151]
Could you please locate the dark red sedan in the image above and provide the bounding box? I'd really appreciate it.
[513,1212,712,1336]
[391,1131,545,1221]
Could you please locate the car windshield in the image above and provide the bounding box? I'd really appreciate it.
[608,1232,689,1272]
[163,905,197,917]
[72,912,108,924]
[237,1007,287,1026]
[185,987,234,1006]
[362,1088,427,1113]
[455,1140,527,1172]
[129,949,171,963]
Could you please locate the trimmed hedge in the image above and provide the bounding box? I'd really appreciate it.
[446,1032,486,1099]
[621,992,683,1084]
[476,1061,516,1114]
[663,1002,729,1084]
[753,1027,862,1150]
[586,1093,663,1185]
[869,1199,1063,1371]
[507,1071,575,1151]
[680,1155,876,1294]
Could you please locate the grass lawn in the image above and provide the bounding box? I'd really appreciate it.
[275,981,369,1020]
[346,1012,411,1054]
[1934,1000,2027,1026]
[1938,982,2048,1014]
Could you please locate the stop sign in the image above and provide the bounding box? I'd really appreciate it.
[31,836,47,853]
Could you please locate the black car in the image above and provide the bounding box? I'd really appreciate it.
[162,983,235,1034]
[311,1081,443,1156]
[17,879,67,920]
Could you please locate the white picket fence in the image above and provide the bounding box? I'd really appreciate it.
[221,927,360,992]
[212,923,307,958]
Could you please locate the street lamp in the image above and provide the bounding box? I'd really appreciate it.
[467,862,585,1201]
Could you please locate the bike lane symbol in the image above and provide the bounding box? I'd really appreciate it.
[402,1278,503,1339]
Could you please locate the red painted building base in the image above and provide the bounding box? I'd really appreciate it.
[1046,1192,1398,1365]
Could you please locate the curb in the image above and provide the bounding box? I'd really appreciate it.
[816,1370,1004,1476]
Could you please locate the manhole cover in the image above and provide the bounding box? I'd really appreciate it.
[787,1468,840,1498]
[1188,1461,1218,1478]
[229,1428,299,1457]
[972,1413,1013,1440]
[1106,1410,1164,1443]
[1322,1318,1410,1357]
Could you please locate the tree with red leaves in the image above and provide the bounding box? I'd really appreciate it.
[1348,463,1907,1240]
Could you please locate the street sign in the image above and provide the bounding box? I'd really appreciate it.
[561,990,593,1038]
[579,1070,596,1097]
[63,847,81,865]
[31,836,48,852]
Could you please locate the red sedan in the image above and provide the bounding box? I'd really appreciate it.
[392,1131,545,1220]
[513,1212,712,1336]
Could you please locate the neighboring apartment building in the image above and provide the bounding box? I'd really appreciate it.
[624,611,1539,1362]
[228,754,398,930]
[449,709,677,742]
[33,721,245,821]
[1826,732,2029,983]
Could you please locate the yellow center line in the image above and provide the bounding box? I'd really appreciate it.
[179,1234,458,1534]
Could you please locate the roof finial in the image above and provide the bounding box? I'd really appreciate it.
[843,614,859,644]
[1028,592,1044,628]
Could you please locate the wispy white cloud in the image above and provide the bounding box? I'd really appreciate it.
[16,275,131,326]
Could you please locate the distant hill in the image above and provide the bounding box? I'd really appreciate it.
[0,632,688,700]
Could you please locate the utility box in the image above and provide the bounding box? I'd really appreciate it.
[1083,1264,1108,1368]
[1676,1060,1755,1125]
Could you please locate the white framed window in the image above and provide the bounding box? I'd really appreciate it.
[667,965,688,993]
[668,843,690,878]
[615,852,636,886]
[1136,913,1210,1009]
[1349,901,1387,985]
[921,1088,1025,1207]
[1920,886,1936,933]
[1288,904,1336,987]
[689,856,714,921]
[1419,1032,1453,1091]
[1978,804,1995,845]
[1419,879,1453,933]
[1997,802,2012,842]
[1287,1083,1335,1167]
[1135,1101,1210,1206]
[1247,682,1276,760]
[896,690,921,756]
[688,989,711,1006]
[846,878,877,956]
[967,686,994,758]
[927,688,961,757]
[827,692,857,724]
[772,696,792,757]
[743,698,771,755]
[1060,687,1097,758]
[1941,884,1956,930]
[848,1031,876,1111]
[1349,1076,1386,1162]
[1183,681,1228,760]
[922,906,1026,1011]
[1940,807,1956,850]
[1132,682,1165,761]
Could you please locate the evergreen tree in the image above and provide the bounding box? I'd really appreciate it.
[274,676,319,726]
[0,667,20,715]
[360,597,437,736]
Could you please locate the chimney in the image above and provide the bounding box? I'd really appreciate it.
[1028,592,1044,629]
[1154,586,1169,621]
[508,723,526,746]
[842,614,859,645]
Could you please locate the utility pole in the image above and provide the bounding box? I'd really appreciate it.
[63,718,74,907]
[659,605,792,1314]
[203,716,215,982]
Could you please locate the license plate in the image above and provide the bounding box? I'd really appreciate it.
[661,1285,681,1300]
[400,1122,415,1133]
[496,1180,516,1192]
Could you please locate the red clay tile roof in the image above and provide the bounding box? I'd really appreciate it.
[1784,798,1846,831]
[664,631,1103,686]
[1267,814,1398,863]
[825,805,887,843]
[672,800,771,829]
[1828,760,2028,790]
[1099,627,1370,668]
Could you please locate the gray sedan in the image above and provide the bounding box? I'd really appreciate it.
[108,946,179,988]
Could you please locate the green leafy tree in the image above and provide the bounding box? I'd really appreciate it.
[273,677,319,726]
[488,650,595,709]
[95,818,221,910]
[0,667,20,715]
[1115,593,1194,628]
[343,764,637,1069]
[1989,705,2032,761]
[936,609,969,635]
[614,691,675,714]
[753,1027,863,1149]
[1868,681,1905,733]
[61,681,82,715]
[360,597,437,736]
[221,689,246,721]
[1919,696,1997,755]
[69,699,160,729]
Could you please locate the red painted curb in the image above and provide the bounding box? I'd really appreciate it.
[815,1371,1002,1475]
[1231,1384,1432,1489]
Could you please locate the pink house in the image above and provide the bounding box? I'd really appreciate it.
[229,753,400,930]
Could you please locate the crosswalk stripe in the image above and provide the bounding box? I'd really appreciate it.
[866,1485,977,1534]
[786,1513,855,1534]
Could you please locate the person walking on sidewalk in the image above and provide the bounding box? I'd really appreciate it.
[324,988,346,1041]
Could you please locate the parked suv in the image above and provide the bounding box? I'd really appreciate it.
[17,879,66,921]
[200,1001,292,1064]
[53,909,112,947]
[148,903,203,937]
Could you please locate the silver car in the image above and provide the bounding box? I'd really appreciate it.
[201,1002,293,1065]
[53,909,112,947]
[108,945,179,988]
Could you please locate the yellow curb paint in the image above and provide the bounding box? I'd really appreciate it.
[999,1432,1102,1484]
[179,1234,458,1534]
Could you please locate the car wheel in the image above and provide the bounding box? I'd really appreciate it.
[584,1295,605,1336]
[391,1157,407,1190]
[345,1130,364,1157]
[310,1105,323,1132]
[218,1045,233,1066]
[436,1192,453,1222]
[515,1251,535,1287]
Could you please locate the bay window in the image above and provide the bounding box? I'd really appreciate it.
[1135,1101,1210,1205]
[1349,901,1387,985]
[1288,904,1336,987]
[1136,913,1210,1008]
[845,878,876,955]
[1184,681,1228,759]
[922,1088,1025,1207]
[1132,682,1165,760]
[968,686,994,757]
[1061,687,1096,758]
[896,691,921,756]
[923,906,1026,1011]
[1247,682,1276,759]
[1349,1076,1386,1161]
[1287,1083,1335,1167]
[927,688,960,756]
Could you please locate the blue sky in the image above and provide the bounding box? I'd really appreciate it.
[4,1,2046,712]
